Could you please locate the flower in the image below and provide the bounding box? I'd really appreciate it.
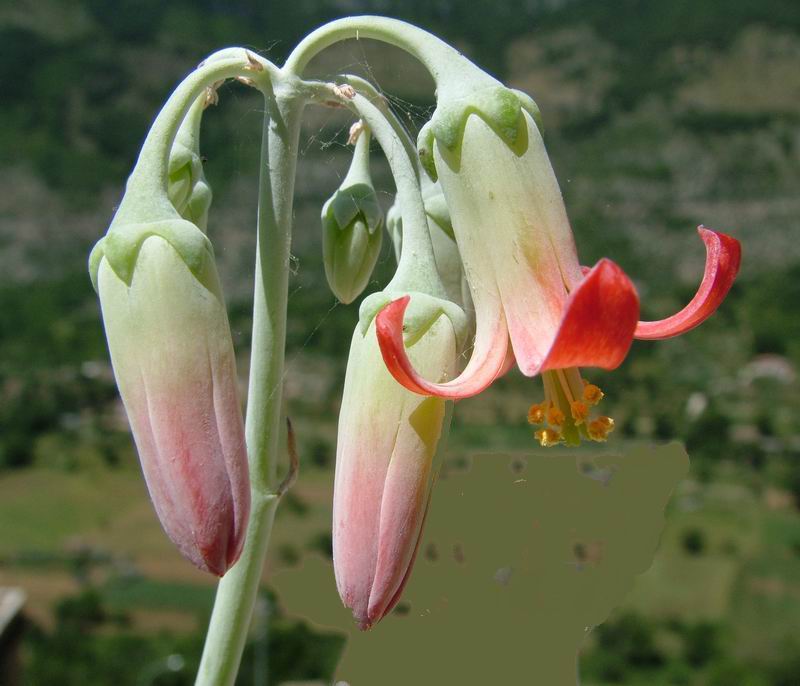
[376,95,741,445]
[321,125,384,304]
[89,95,250,575]
[92,231,250,575]
[333,308,457,629]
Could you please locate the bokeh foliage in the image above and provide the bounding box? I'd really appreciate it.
[1,0,799,684]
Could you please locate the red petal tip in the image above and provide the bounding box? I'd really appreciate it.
[635,227,741,340]
[537,258,640,373]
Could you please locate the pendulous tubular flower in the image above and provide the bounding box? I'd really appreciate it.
[376,78,741,446]
[321,124,384,304]
[93,233,250,575]
[333,295,460,629]
[91,232,250,576]
[88,97,250,576]
[328,86,471,631]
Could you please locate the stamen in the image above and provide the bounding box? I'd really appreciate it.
[535,428,563,447]
[527,403,547,425]
[570,401,589,425]
[597,416,614,428]
[587,416,615,442]
[583,383,604,406]
[547,404,565,427]
[529,369,615,447]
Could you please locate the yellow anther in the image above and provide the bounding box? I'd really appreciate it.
[547,404,566,427]
[535,428,563,447]
[583,383,604,406]
[588,416,615,442]
[570,401,589,425]
[527,402,547,425]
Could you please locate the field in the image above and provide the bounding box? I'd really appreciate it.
[2,439,800,684]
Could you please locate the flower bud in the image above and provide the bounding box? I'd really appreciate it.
[93,231,250,575]
[92,227,249,576]
[89,100,249,575]
[333,294,459,629]
[322,127,383,304]
[167,97,212,231]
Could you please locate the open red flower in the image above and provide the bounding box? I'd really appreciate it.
[375,109,741,446]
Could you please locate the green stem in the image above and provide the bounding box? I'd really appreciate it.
[195,79,306,686]
[340,124,373,188]
[117,50,274,224]
[340,74,420,173]
[283,15,468,85]
[347,92,444,297]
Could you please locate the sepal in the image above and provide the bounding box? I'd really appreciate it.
[417,85,543,179]
[92,219,214,289]
[432,85,523,151]
[417,122,438,181]
[386,202,403,262]
[324,183,383,234]
[88,239,106,293]
[421,181,454,239]
[511,88,544,136]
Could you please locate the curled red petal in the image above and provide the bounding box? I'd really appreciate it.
[635,227,741,340]
[375,296,509,399]
[538,258,640,373]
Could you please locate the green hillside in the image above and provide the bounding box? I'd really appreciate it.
[1,1,799,683]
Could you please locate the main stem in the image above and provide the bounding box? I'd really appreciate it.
[195,83,304,686]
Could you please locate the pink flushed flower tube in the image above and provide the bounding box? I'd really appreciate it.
[94,231,250,576]
[89,88,251,576]
[333,310,457,630]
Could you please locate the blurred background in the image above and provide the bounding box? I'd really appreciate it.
[1,0,799,684]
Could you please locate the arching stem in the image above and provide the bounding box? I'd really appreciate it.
[116,50,276,224]
[283,15,467,85]
[349,91,445,295]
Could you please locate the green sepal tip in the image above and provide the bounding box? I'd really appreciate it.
[326,183,383,235]
[91,219,214,290]
[417,86,544,178]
